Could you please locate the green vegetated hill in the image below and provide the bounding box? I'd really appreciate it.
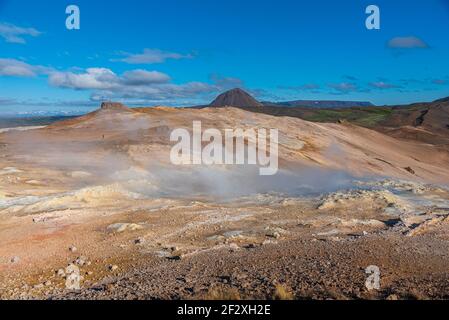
[208,89,449,146]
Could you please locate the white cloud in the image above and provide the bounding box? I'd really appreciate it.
[0,22,41,44]
[48,68,172,90]
[122,70,170,85]
[0,57,243,104]
[387,36,429,49]
[0,97,16,106]
[89,81,216,102]
[209,74,245,90]
[0,58,51,77]
[48,67,215,101]
[369,81,400,89]
[328,82,359,93]
[114,49,193,64]
[49,68,119,90]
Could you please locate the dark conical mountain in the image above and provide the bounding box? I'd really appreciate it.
[210,88,263,107]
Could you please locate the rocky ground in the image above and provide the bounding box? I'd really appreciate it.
[1,178,448,300]
[1,105,448,300]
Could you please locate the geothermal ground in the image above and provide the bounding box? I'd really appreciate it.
[0,104,449,300]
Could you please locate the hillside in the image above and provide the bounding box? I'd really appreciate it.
[210,88,263,107]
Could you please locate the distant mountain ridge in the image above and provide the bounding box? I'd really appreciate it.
[210,88,374,109]
[0,115,78,129]
[265,100,375,108]
[207,89,449,146]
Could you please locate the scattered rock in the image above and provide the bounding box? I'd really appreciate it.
[271,232,281,239]
[406,215,448,236]
[134,237,145,245]
[155,250,170,258]
[107,223,144,233]
[229,243,240,251]
[262,239,278,246]
[65,273,81,290]
[10,256,20,264]
[74,256,88,266]
[339,218,386,228]
[206,235,225,242]
[56,269,66,277]
[69,246,77,253]
[403,167,415,175]
[168,255,182,261]
[223,230,243,239]
[65,264,80,276]
[32,216,48,223]
[109,265,119,272]
[317,189,412,213]
[64,263,83,290]
[265,227,286,239]
[315,229,340,237]
[358,179,437,195]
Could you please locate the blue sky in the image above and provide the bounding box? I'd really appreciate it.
[0,0,449,115]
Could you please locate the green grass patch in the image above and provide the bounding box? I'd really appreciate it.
[302,108,393,127]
